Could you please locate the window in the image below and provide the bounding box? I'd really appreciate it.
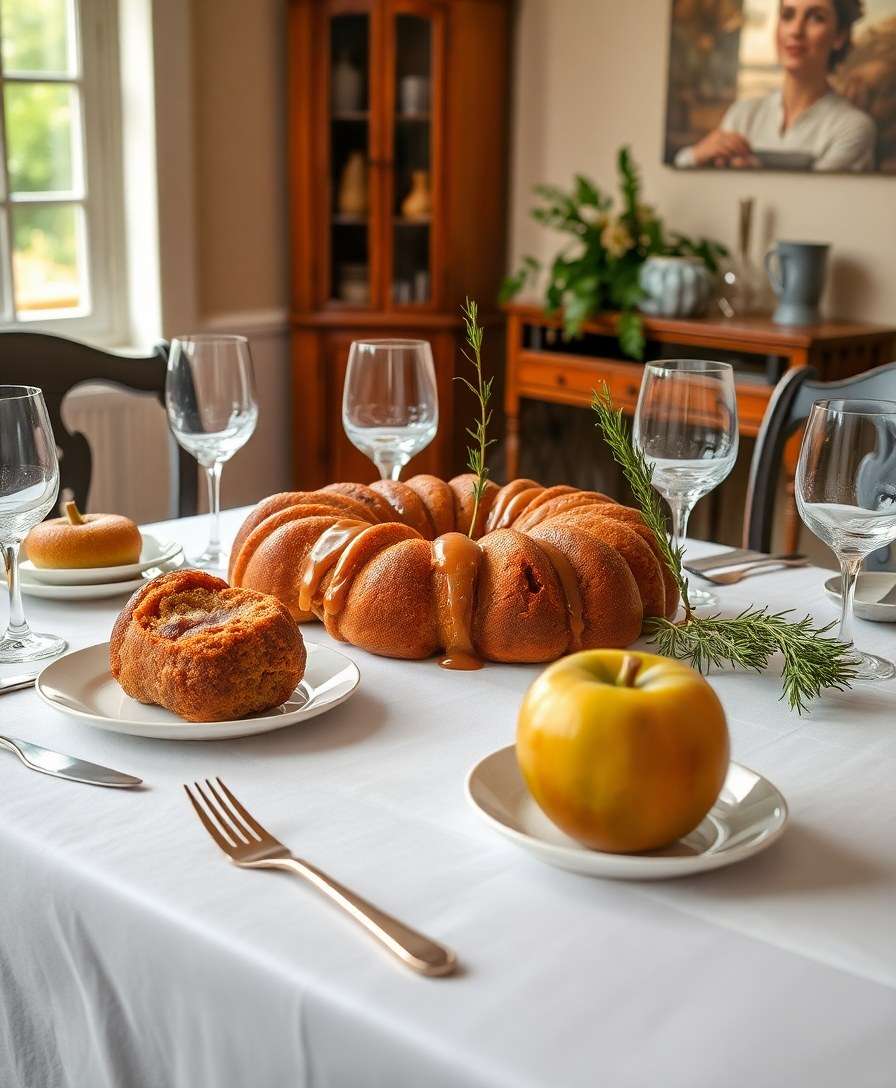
[0,0,125,339]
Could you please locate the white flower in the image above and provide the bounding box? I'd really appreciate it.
[580,205,605,228]
[601,219,633,259]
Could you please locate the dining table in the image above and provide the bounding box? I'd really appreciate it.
[2,506,895,1088]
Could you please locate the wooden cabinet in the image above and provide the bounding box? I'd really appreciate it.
[287,0,511,488]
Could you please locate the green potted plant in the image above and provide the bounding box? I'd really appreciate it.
[501,147,727,359]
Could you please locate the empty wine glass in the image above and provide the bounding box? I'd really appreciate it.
[796,399,896,682]
[342,339,438,480]
[0,386,67,662]
[633,360,739,608]
[166,335,258,570]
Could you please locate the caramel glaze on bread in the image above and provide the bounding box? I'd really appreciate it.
[110,569,306,722]
[229,476,679,671]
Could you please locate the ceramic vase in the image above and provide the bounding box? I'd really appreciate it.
[638,256,713,318]
[765,241,829,326]
[332,55,362,114]
[719,197,763,317]
[338,152,367,217]
[401,171,431,219]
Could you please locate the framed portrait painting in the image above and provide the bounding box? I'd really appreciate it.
[664,1,896,173]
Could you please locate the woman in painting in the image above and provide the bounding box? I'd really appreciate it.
[676,0,876,171]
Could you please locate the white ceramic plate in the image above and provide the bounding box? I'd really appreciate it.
[466,745,788,881]
[15,572,148,601]
[824,572,896,623]
[21,533,184,585]
[35,640,360,740]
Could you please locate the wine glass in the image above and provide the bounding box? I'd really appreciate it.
[796,399,896,682]
[633,359,739,608]
[166,335,258,570]
[0,386,67,662]
[342,339,438,480]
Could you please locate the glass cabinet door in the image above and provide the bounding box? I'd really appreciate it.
[327,9,376,308]
[385,3,443,309]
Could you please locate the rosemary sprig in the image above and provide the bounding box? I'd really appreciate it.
[647,608,857,715]
[592,386,691,616]
[457,298,495,537]
[591,383,858,712]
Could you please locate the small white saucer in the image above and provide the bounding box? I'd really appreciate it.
[17,574,148,601]
[466,745,787,881]
[35,641,360,740]
[22,533,183,586]
[824,572,896,623]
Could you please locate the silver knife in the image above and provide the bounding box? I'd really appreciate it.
[684,548,764,573]
[0,735,143,788]
[685,550,805,575]
[0,672,40,695]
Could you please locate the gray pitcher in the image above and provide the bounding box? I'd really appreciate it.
[764,241,829,326]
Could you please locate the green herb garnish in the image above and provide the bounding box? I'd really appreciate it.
[592,384,858,713]
[457,298,495,537]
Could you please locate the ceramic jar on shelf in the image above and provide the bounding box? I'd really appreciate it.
[337,152,368,217]
[638,255,713,318]
[401,171,431,219]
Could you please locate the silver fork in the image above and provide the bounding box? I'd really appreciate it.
[702,557,809,585]
[184,778,457,977]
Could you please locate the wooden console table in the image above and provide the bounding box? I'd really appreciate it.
[504,303,896,549]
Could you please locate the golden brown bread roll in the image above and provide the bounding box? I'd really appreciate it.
[26,501,142,569]
[110,569,306,722]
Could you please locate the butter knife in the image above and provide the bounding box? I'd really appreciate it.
[0,735,143,788]
[0,672,39,695]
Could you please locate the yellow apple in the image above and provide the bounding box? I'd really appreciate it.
[516,649,729,853]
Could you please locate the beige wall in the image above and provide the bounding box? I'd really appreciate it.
[192,0,290,316]
[184,0,292,510]
[510,0,896,325]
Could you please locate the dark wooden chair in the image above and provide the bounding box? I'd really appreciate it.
[0,330,197,517]
[744,361,896,569]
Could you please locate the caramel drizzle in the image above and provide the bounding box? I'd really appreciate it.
[322,524,392,616]
[486,481,540,533]
[496,487,544,530]
[432,532,483,671]
[486,488,518,533]
[298,519,368,614]
[532,538,585,652]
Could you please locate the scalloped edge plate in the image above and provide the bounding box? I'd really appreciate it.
[466,745,787,880]
[35,641,360,740]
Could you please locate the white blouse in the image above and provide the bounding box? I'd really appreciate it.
[676,89,876,172]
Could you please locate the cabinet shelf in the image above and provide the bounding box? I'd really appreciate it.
[332,215,367,225]
[396,112,430,122]
[332,111,369,122]
[393,216,430,226]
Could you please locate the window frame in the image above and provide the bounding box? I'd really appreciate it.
[0,0,127,343]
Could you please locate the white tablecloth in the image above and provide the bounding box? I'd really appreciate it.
[2,509,896,1088]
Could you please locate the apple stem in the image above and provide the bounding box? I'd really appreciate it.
[64,500,85,526]
[617,654,641,688]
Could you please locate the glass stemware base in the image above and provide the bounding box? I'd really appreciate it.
[0,630,68,664]
[848,649,896,683]
[686,583,718,609]
[189,548,228,572]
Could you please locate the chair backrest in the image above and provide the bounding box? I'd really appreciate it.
[0,331,197,518]
[744,360,896,566]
